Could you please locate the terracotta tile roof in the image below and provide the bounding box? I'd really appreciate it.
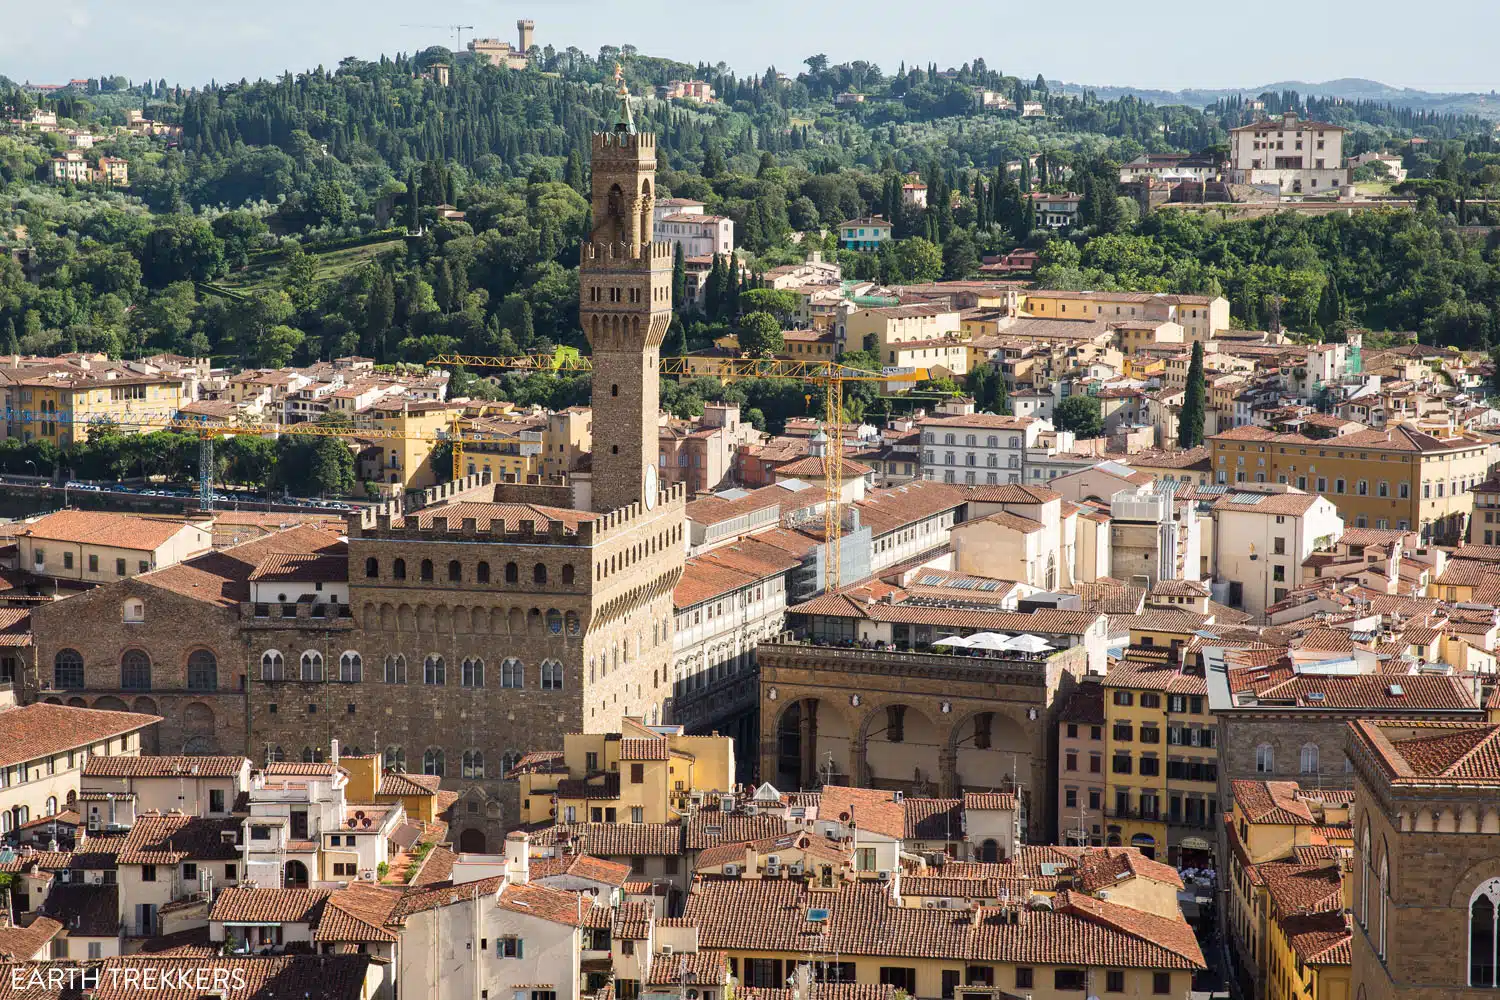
[818,786,906,840]
[1351,720,1500,784]
[647,949,733,986]
[315,884,402,942]
[1281,910,1352,965]
[247,553,349,583]
[407,845,457,887]
[391,876,506,919]
[537,823,685,856]
[1296,628,1359,653]
[0,704,161,769]
[1232,781,1317,825]
[1070,850,1184,892]
[619,737,670,761]
[210,887,328,924]
[83,755,248,779]
[964,484,1062,503]
[496,880,590,925]
[1243,674,1477,711]
[264,761,341,777]
[900,874,1039,898]
[38,883,118,936]
[738,986,897,1000]
[379,772,441,796]
[1104,661,1208,695]
[685,810,786,850]
[788,590,1103,635]
[530,854,632,887]
[1212,491,1325,515]
[1068,580,1146,615]
[903,798,963,840]
[850,481,968,538]
[964,792,1018,812]
[1109,609,1212,634]
[14,511,196,551]
[772,455,874,479]
[682,879,1204,969]
[142,524,345,608]
[980,510,1045,533]
[1260,862,1344,916]
[694,833,851,871]
[118,813,241,864]
[0,916,61,961]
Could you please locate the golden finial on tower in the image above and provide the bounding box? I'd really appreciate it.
[615,62,627,95]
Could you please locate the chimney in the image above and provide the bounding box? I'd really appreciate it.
[330,739,340,766]
[504,830,530,884]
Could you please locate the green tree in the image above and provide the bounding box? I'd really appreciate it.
[1178,339,1206,449]
[738,311,784,357]
[1053,393,1103,437]
[672,242,687,308]
[282,245,319,312]
[739,288,800,325]
[258,325,306,368]
[893,237,943,282]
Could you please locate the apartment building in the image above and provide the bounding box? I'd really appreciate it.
[1208,422,1488,542]
[917,411,1046,486]
[1209,488,1345,617]
[1022,291,1229,343]
[1228,112,1349,196]
[14,511,213,584]
[11,370,185,445]
[1057,681,1107,846]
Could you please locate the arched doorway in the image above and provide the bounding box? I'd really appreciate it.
[953,710,1031,796]
[458,828,487,853]
[1131,833,1157,860]
[66,697,87,708]
[284,860,309,888]
[93,696,127,712]
[979,838,1000,863]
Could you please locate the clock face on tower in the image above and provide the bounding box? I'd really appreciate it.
[644,465,658,509]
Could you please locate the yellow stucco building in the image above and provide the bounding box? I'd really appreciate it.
[13,372,184,446]
[512,717,734,826]
[1209,423,1488,542]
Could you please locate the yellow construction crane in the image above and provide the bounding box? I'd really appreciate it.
[42,413,522,512]
[430,352,924,591]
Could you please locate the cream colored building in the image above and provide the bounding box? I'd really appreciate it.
[845,304,967,376]
[15,511,213,583]
[0,702,160,837]
[1211,488,1344,617]
[81,753,250,819]
[1022,291,1229,344]
[1228,112,1349,196]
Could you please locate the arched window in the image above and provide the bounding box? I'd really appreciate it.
[268,746,286,763]
[384,654,406,684]
[986,435,998,447]
[16,806,27,825]
[45,796,57,817]
[365,557,379,579]
[121,650,151,691]
[462,657,484,688]
[501,658,524,688]
[1,813,10,835]
[54,650,84,690]
[477,561,491,583]
[187,650,218,692]
[420,559,434,582]
[462,750,484,779]
[1379,851,1390,959]
[1471,879,1500,986]
[540,659,564,691]
[1360,822,1371,927]
[1255,743,1274,773]
[448,560,461,582]
[980,839,1000,863]
[533,563,548,585]
[424,655,446,686]
[393,558,407,580]
[1300,743,1319,774]
[505,562,518,583]
[383,746,405,770]
[301,746,325,763]
[502,750,522,775]
[562,564,575,585]
[339,652,362,683]
[300,651,323,682]
[261,651,284,681]
[423,748,445,776]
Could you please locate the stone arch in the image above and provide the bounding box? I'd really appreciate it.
[184,702,214,733]
[509,607,526,634]
[380,604,397,631]
[774,697,855,790]
[44,697,61,705]
[458,828,487,853]
[948,708,1030,795]
[66,697,87,708]
[93,696,128,712]
[417,604,436,632]
[859,701,942,794]
[436,606,452,633]
[398,604,416,632]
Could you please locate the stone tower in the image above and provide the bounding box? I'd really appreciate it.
[580,69,673,515]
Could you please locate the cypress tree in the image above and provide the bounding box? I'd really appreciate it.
[1179,340,1207,450]
[672,242,687,309]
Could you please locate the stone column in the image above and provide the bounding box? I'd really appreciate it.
[798,700,818,790]
[853,738,870,787]
[939,746,959,798]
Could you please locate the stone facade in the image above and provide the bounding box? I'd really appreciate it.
[758,640,1083,840]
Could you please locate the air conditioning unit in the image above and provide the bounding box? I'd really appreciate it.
[789,862,805,876]
[723,864,740,877]
[661,945,674,956]
[766,864,781,878]
[877,870,891,882]
[1097,890,1110,900]
[765,854,781,867]
[923,901,939,909]
[743,805,758,816]
[359,869,377,882]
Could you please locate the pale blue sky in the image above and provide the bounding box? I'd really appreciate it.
[1,0,1496,95]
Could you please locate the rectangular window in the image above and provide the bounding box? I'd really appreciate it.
[630,763,644,784]
[1112,754,1132,775]
[210,789,225,813]
[116,558,126,576]
[1015,968,1034,989]
[1055,970,1087,992]
[497,936,523,958]
[141,865,157,882]
[1107,971,1125,993]
[1154,973,1172,995]
[88,554,98,572]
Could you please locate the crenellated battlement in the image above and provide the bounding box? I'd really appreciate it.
[581,241,673,264]
[357,511,597,547]
[591,481,687,545]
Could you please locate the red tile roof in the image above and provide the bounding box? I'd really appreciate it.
[14,511,197,551]
[0,704,161,769]
[818,786,906,840]
[83,755,248,779]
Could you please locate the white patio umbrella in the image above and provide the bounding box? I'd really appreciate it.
[963,632,1013,651]
[930,635,975,648]
[1004,633,1055,653]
